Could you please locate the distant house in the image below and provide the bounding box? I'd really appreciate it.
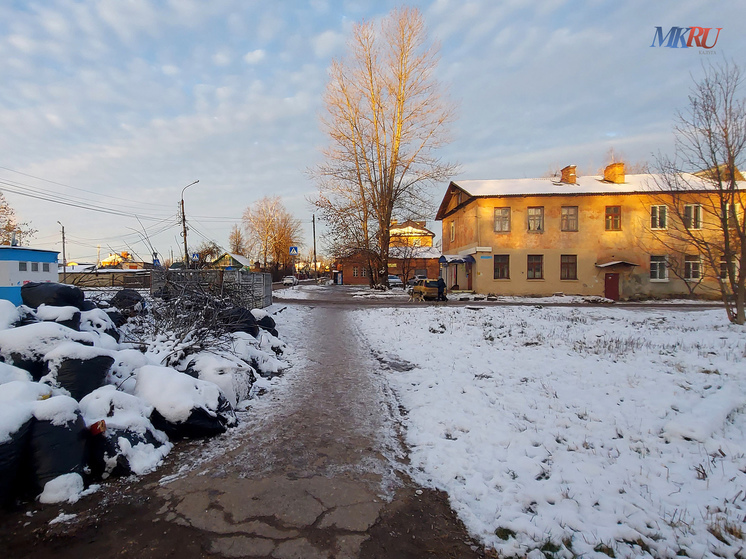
[336,220,441,285]
[0,246,59,305]
[211,253,252,270]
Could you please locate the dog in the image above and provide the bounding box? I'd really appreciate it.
[408,290,425,303]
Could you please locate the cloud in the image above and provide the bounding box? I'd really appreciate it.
[161,64,180,76]
[212,51,232,67]
[311,29,345,58]
[243,49,266,65]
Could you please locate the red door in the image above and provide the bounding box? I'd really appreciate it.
[604,273,620,300]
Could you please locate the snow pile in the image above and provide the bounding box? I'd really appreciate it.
[355,305,746,558]
[0,286,288,506]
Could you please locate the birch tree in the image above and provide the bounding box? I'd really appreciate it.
[312,7,455,287]
[649,61,746,324]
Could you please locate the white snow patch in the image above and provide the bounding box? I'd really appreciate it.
[35,304,79,322]
[134,365,222,423]
[38,473,84,504]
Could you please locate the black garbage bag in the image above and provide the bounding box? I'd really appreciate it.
[80,300,97,311]
[21,282,85,310]
[149,393,236,440]
[55,355,115,402]
[8,352,47,381]
[218,307,260,338]
[105,310,127,328]
[109,289,143,311]
[86,428,165,480]
[255,314,276,330]
[27,412,87,496]
[0,418,32,507]
[12,306,38,328]
[52,311,81,331]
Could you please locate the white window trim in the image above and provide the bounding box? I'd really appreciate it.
[650,205,667,230]
[449,221,455,242]
[650,255,669,282]
[493,207,511,233]
[684,255,702,281]
[684,204,703,230]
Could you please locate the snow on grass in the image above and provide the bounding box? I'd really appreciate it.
[354,305,746,558]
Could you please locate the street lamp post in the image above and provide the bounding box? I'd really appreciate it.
[180,180,199,267]
[57,221,67,284]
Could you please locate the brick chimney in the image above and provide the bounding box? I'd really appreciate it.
[603,162,625,184]
[560,165,577,184]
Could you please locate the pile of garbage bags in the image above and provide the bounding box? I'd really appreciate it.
[0,283,286,507]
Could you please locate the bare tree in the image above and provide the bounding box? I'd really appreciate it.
[242,196,303,274]
[0,192,36,245]
[649,61,746,324]
[311,7,456,288]
[193,240,223,268]
[228,224,247,255]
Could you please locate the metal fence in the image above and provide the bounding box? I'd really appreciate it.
[150,269,273,309]
[63,270,152,289]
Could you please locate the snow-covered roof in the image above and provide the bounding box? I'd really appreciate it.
[452,173,724,198]
[595,260,639,268]
[227,253,251,267]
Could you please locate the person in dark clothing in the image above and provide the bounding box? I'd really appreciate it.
[436,277,447,301]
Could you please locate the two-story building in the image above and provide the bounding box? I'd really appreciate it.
[436,163,741,300]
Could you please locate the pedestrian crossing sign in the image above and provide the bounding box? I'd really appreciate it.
[289,246,299,255]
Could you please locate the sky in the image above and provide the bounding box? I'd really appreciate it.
[0,0,743,263]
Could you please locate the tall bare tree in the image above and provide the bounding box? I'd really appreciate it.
[0,192,36,245]
[649,61,746,324]
[242,196,303,274]
[312,7,456,287]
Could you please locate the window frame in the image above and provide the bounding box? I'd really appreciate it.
[361,267,367,277]
[605,206,622,231]
[684,204,702,230]
[18,262,28,272]
[684,255,702,281]
[560,206,579,232]
[720,258,736,280]
[560,254,578,280]
[352,266,358,277]
[31,262,39,272]
[527,206,544,232]
[650,205,668,230]
[493,254,510,279]
[650,255,668,281]
[449,221,455,242]
[527,254,543,279]
[493,207,511,232]
[42,263,50,272]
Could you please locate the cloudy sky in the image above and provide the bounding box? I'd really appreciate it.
[0,0,742,263]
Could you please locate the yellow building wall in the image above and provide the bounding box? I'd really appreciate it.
[442,191,724,299]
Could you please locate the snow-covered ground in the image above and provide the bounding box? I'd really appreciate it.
[354,305,746,558]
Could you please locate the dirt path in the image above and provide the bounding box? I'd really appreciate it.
[1,304,484,559]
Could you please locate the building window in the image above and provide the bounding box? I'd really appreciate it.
[650,205,667,230]
[361,267,367,277]
[31,262,39,272]
[494,207,511,232]
[42,263,50,272]
[720,259,735,279]
[684,204,702,229]
[560,206,578,231]
[19,262,27,272]
[527,207,544,232]
[560,255,577,280]
[493,255,509,279]
[723,203,742,227]
[605,206,621,230]
[353,266,358,277]
[684,255,701,280]
[650,255,668,281]
[449,221,455,242]
[527,255,543,279]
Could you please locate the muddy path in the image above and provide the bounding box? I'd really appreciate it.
[1,304,484,559]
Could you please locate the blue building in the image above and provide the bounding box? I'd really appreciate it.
[0,246,59,305]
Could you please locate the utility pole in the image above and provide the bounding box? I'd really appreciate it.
[312,214,317,279]
[180,180,199,267]
[57,221,67,284]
